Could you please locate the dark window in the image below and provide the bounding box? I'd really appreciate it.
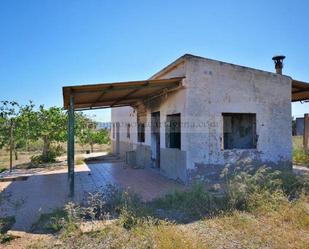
[138,123,145,142]
[222,113,257,149]
[127,123,130,139]
[112,123,115,139]
[166,113,181,149]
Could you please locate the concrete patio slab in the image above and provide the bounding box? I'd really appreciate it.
[0,155,182,232]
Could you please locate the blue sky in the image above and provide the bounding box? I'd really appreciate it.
[0,0,308,121]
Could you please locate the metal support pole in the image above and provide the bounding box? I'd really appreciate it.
[303,113,309,153]
[9,119,13,172]
[68,92,75,198]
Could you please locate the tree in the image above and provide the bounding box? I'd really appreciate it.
[14,101,37,158]
[32,106,68,162]
[0,101,21,171]
[28,106,91,162]
[78,118,110,152]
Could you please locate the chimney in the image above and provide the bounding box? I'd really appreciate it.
[272,55,286,74]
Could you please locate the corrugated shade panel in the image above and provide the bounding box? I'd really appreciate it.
[63,77,184,110]
[292,80,309,102]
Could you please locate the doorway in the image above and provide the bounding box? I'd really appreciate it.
[151,112,160,168]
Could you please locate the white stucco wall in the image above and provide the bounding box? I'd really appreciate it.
[111,54,292,181]
[185,56,292,170]
[111,60,187,158]
[111,106,136,155]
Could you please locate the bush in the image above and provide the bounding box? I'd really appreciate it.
[75,156,85,165]
[293,148,309,167]
[153,182,223,220]
[82,185,150,229]
[30,154,55,165]
[31,209,67,233]
[31,205,79,236]
[30,145,64,165]
[223,166,309,212]
[0,216,16,244]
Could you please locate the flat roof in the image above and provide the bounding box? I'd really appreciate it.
[63,77,184,110]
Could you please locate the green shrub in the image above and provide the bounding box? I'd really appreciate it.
[153,182,223,220]
[32,205,79,236]
[81,185,150,229]
[293,148,309,167]
[0,216,16,244]
[0,216,15,234]
[75,156,85,165]
[30,145,64,165]
[30,154,55,165]
[223,167,282,211]
[31,208,67,233]
[279,170,309,197]
[223,166,309,212]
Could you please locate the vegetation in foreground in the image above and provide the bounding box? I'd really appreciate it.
[293,148,309,167]
[26,167,309,249]
[0,216,16,244]
[293,136,309,167]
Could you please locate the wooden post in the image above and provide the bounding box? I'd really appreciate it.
[304,113,309,153]
[9,119,13,172]
[68,92,75,198]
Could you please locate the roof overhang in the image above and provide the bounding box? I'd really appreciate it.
[63,77,184,110]
[292,80,309,102]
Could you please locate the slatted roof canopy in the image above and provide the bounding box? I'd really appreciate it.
[292,80,309,102]
[63,77,184,110]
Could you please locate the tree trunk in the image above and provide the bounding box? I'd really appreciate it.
[42,136,50,162]
[15,150,18,160]
[90,142,94,153]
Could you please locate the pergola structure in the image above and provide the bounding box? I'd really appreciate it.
[63,77,309,197]
[63,77,184,197]
[292,79,309,102]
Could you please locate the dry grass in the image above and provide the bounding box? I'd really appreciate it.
[187,196,309,249]
[293,149,309,167]
[75,156,85,165]
[293,136,309,167]
[30,172,309,249]
[27,196,309,249]
[27,222,202,249]
[0,143,110,170]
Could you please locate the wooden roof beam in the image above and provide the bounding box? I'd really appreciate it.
[292,91,309,101]
[71,82,178,95]
[91,86,113,108]
[110,83,149,107]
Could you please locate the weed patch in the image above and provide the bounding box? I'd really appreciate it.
[0,216,16,244]
[293,148,309,167]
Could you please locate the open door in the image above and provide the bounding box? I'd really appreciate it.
[151,112,160,168]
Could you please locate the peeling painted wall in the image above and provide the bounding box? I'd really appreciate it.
[185,56,292,180]
[111,55,292,183]
[111,61,188,181]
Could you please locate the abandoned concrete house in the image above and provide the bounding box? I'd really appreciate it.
[63,54,309,187]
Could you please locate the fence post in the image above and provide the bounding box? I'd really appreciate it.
[303,113,309,153]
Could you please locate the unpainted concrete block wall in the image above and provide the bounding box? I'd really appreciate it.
[160,148,187,183]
